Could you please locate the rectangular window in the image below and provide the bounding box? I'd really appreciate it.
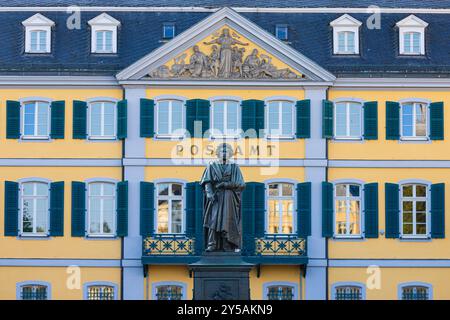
[267,183,294,234]
[267,101,295,138]
[20,284,48,300]
[157,183,183,234]
[22,101,50,139]
[30,30,47,52]
[337,31,356,54]
[88,182,116,236]
[335,286,363,300]
[275,25,288,41]
[334,101,362,139]
[403,32,421,54]
[156,285,183,300]
[163,23,175,39]
[401,102,427,139]
[21,182,49,236]
[334,184,361,237]
[401,286,429,300]
[95,30,113,53]
[401,184,428,238]
[267,285,294,300]
[89,101,116,139]
[87,285,115,300]
[156,100,184,137]
[211,100,240,138]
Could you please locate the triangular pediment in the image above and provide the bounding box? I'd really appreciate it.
[22,13,55,26]
[117,7,335,82]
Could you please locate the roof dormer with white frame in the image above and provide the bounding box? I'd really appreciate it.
[396,15,428,56]
[330,14,362,55]
[88,13,121,54]
[22,13,55,54]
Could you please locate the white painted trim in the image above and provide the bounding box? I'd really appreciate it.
[2,7,450,14]
[116,7,336,82]
[119,80,334,87]
[331,14,361,55]
[154,97,187,139]
[88,13,120,54]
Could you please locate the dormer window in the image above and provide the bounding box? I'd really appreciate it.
[163,23,175,40]
[396,15,428,56]
[22,13,54,54]
[88,13,120,54]
[330,14,362,55]
[275,25,288,41]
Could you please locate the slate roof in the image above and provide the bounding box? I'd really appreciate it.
[0,5,450,77]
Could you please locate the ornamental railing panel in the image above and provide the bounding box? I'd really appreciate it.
[143,235,195,256]
[255,236,306,256]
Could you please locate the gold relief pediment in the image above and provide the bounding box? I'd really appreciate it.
[149,26,305,80]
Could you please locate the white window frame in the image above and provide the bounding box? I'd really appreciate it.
[265,99,296,140]
[333,183,363,238]
[20,99,51,140]
[88,13,120,54]
[265,181,296,236]
[155,182,185,235]
[396,15,427,56]
[163,23,176,39]
[333,100,363,140]
[399,182,430,239]
[330,14,361,55]
[86,181,117,238]
[210,98,241,139]
[155,98,186,139]
[19,180,51,237]
[22,13,54,54]
[400,100,429,141]
[87,99,118,140]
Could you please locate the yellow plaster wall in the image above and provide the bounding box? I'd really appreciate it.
[328,89,450,160]
[328,168,450,259]
[329,267,450,300]
[0,88,123,158]
[0,266,121,300]
[0,167,122,259]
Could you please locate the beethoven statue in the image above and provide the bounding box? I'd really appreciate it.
[200,143,245,252]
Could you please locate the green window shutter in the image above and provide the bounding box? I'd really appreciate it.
[4,181,19,236]
[363,101,378,140]
[71,181,86,237]
[140,98,155,138]
[140,181,155,237]
[241,99,265,138]
[385,183,399,238]
[386,101,400,140]
[50,101,65,139]
[296,99,311,139]
[116,181,128,237]
[186,182,197,237]
[72,100,87,139]
[194,182,204,254]
[186,99,210,138]
[6,100,20,139]
[430,102,444,140]
[431,183,445,239]
[242,182,264,255]
[50,181,64,237]
[117,99,127,139]
[364,183,378,238]
[322,100,333,139]
[322,182,333,237]
[297,182,311,237]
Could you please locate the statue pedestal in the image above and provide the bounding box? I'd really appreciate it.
[189,252,254,300]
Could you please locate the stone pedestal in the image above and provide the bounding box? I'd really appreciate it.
[189,252,254,300]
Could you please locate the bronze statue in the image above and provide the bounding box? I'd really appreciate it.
[200,143,245,252]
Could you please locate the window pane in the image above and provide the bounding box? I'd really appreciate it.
[416,185,426,197]
[335,184,346,197]
[268,184,278,196]
[349,200,360,234]
[226,101,239,133]
[35,198,48,233]
[349,103,361,137]
[402,104,414,137]
[412,32,420,53]
[36,102,49,136]
[338,32,346,52]
[103,102,115,136]
[335,103,347,136]
[157,101,170,135]
[335,200,347,235]
[213,101,225,135]
[281,200,293,234]
[158,183,169,196]
[403,185,413,197]
[347,32,355,52]
[281,102,293,136]
[39,31,46,51]
[404,33,412,53]
[171,200,183,233]
[268,102,279,134]
[349,184,360,197]
[268,200,279,234]
[157,200,169,233]
[22,198,33,233]
[171,100,183,132]
[281,183,293,196]
[104,31,113,51]
[89,198,101,234]
[96,31,104,51]
[415,104,426,137]
[172,184,182,196]
[102,199,114,234]
[90,103,102,136]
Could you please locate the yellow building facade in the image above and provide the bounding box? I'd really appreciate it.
[1,4,449,300]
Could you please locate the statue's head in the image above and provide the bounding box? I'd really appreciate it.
[216,143,233,162]
[193,45,199,52]
[223,28,230,36]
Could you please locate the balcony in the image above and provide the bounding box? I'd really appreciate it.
[142,234,307,265]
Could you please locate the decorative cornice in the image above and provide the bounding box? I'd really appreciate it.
[334,77,450,88]
[0,76,119,86]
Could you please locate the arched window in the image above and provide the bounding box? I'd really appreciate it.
[87,182,116,236]
[333,284,364,300]
[156,182,184,234]
[85,283,117,300]
[267,285,295,300]
[267,182,295,235]
[334,101,363,139]
[156,99,184,137]
[22,101,51,139]
[334,183,361,237]
[400,183,428,237]
[88,100,117,139]
[17,281,51,300]
[154,283,185,300]
[400,102,428,139]
[399,283,431,300]
[266,100,295,138]
[20,181,49,236]
[211,100,240,138]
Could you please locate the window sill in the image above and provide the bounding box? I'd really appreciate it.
[332,235,365,241]
[399,235,431,242]
[154,134,185,140]
[21,136,50,141]
[87,136,118,141]
[18,234,50,240]
[85,234,117,240]
[332,52,360,56]
[210,135,242,140]
[332,137,363,142]
[264,135,296,141]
